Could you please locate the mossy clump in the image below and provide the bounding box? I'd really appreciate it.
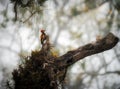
[9,50,59,89]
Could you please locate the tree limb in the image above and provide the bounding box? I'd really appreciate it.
[10,32,119,89]
[55,33,119,68]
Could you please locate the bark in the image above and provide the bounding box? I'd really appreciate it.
[55,33,119,68]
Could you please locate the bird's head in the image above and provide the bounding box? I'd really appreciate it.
[40,29,45,33]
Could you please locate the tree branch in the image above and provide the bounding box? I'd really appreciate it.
[100,71,120,75]
[56,33,119,68]
[10,32,119,89]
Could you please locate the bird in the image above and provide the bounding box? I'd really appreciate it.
[40,29,47,45]
[40,29,52,54]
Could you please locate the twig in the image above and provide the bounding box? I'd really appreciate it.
[14,0,18,21]
[22,11,38,23]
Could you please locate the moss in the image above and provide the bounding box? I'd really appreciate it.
[7,49,59,89]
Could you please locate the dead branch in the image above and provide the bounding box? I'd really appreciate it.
[55,33,119,68]
[9,32,119,89]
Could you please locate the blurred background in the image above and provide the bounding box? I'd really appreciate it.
[0,0,120,89]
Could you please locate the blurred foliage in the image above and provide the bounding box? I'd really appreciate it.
[71,7,81,16]
[85,0,97,9]
[9,0,48,21]
[10,0,48,7]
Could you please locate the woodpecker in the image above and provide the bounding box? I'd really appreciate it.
[40,29,47,45]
